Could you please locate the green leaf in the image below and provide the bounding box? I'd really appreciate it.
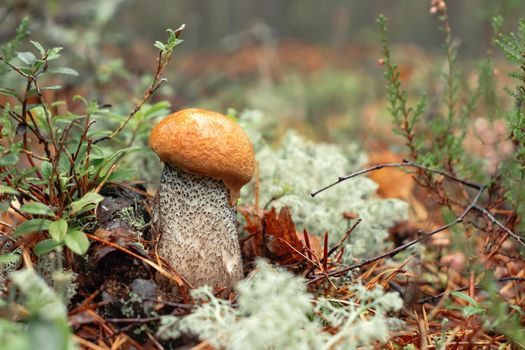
[0,253,20,264]
[46,47,63,61]
[73,142,88,170]
[88,144,108,160]
[48,219,68,242]
[28,85,62,95]
[70,192,104,214]
[65,230,90,255]
[41,161,53,178]
[0,118,11,135]
[108,167,137,182]
[20,202,55,217]
[0,153,19,166]
[17,51,37,65]
[166,28,184,49]
[0,185,20,195]
[46,67,79,76]
[30,40,46,56]
[510,304,525,315]
[14,219,52,237]
[44,85,62,90]
[0,201,9,212]
[0,87,20,99]
[144,101,170,119]
[18,66,33,75]
[98,147,141,178]
[154,41,166,51]
[33,59,45,71]
[50,100,67,108]
[58,153,70,175]
[53,113,85,125]
[462,305,486,317]
[58,174,70,192]
[75,203,97,216]
[34,239,62,256]
[451,291,480,306]
[72,95,88,106]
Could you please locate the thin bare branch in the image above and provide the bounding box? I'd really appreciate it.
[311,160,480,198]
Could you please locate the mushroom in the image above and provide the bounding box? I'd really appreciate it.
[149,108,255,292]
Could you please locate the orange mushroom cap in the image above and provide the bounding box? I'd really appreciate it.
[149,108,255,204]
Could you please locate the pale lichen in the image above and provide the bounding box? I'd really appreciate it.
[158,259,403,350]
[238,110,408,262]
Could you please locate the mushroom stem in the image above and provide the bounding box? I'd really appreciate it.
[153,164,243,292]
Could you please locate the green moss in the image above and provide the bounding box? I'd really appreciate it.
[118,206,147,236]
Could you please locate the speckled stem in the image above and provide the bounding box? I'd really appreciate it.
[152,164,243,292]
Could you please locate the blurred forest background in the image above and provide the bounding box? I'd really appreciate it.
[2,0,524,144]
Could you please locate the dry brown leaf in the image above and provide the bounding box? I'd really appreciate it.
[240,206,310,265]
[367,151,414,200]
[296,230,322,259]
[263,207,305,264]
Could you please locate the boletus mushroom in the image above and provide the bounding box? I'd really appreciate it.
[149,108,255,292]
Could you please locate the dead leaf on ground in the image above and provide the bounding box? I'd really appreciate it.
[368,151,429,223]
[296,229,322,259]
[367,151,414,200]
[241,206,316,265]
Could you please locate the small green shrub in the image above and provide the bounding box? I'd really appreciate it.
[377,7,525,346]
[0,269,76,350]
[0,25,182,261]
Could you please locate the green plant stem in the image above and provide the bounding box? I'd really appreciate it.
[93,51,169,145]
